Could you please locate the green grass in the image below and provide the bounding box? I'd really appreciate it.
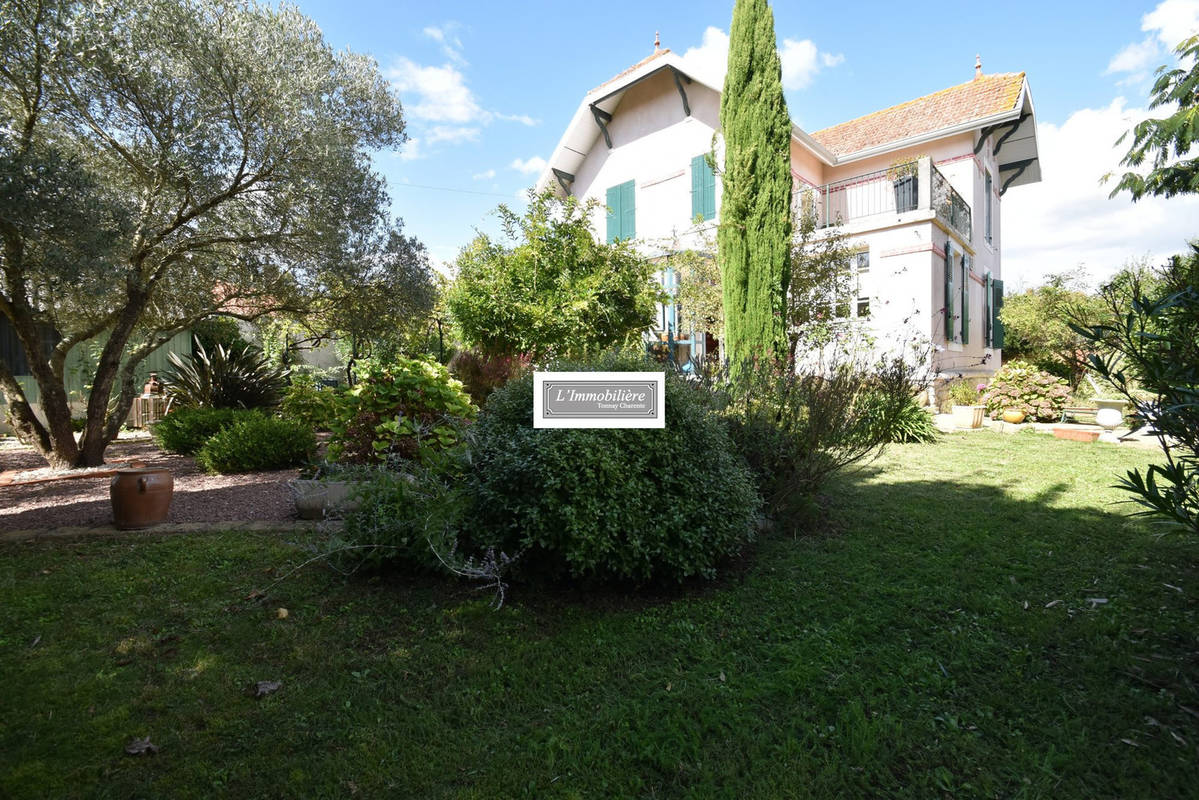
[2,431,1196,798]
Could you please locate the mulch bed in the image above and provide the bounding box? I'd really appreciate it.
[0,438,299,532]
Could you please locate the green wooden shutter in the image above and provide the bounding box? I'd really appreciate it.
[984,273,993,347]
[944,244,955,342]
[960,254,970,345]
[606,184,621,243]
[992,278,1005,349]
[691,155,716,221]
[620,180,635,240]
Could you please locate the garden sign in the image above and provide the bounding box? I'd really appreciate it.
[533,372,665,429]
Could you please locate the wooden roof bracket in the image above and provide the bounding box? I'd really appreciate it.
[590,104,613,149]
[552,168,575,196]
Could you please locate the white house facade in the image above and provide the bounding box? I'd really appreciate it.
[535,43,1041,380]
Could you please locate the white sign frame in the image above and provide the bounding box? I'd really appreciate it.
[533,371,665,429]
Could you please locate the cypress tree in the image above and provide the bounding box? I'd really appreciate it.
[718,0,793,372]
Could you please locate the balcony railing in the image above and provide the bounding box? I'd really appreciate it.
[931,164,972,242]
[796,159,972,243]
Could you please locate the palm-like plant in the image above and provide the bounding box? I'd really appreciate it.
[163,337,287,409]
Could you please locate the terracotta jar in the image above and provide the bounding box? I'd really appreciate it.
[111,468,173,529]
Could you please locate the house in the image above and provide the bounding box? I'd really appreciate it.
[534,39,1041,381]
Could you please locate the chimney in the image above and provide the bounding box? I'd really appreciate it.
[974,54,982,80]
[654,31,661,53]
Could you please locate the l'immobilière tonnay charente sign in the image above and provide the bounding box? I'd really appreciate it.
[533,372,665,429]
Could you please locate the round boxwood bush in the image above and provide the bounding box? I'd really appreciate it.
[328,357,475,466]
[981,360,1070,421]
[195,415,316,474]
[152,407,258,455]
[461,358,760,583]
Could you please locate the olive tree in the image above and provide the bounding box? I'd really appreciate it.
[0,0,405,466]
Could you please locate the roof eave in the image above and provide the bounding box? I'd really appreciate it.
[827,105,1028,165]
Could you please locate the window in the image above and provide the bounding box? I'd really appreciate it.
[854,250,870,318]
[984,170,993,245]
[833,250,870,319]
[606,180,635,242]
[691,154,716,221]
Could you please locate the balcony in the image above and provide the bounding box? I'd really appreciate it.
[797,157,972,244]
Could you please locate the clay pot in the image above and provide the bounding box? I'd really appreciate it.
[1002,409,1026,424]
[111,468,173,529]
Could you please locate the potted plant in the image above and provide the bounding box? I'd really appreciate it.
[886,157,921,213]
[947,379,986,429]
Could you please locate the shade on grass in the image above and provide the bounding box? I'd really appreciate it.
[1,432,1195,797]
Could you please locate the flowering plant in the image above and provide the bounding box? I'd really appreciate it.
[981,361,1070,421]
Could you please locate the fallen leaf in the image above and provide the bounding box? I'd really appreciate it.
[124,736,159,756]
[1119,738,1140,747]
[30,635,41,648]
[1164,583,1183,593]
[276,607,288,620]
[247,589,266,601]
[1044,600,1061,608]
[1022,600,1029,610]
[665,683,672,692]
[1085,597,1109,608]
[718,671,726,682]
[254,680,282,698]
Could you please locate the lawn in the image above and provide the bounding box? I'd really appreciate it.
[1,431,1196,798]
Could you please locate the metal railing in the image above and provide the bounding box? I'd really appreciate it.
[795,159,973,244]
[797,165,897,229]
[931,164,972,242]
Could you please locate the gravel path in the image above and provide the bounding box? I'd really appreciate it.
[0,439,299,532]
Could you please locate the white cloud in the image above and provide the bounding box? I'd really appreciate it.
[1143,0,1199,49]
[1003,98,1199,290]
[426,125,480,144]
[1105,0,1199,80]
[472,168,496,181]
[423,23,466,65]
[387,56,539,144]
[389,58,483,123]
[679,26,843,91]
[398,137,422,161]
[780,38,845,90]
[494,112,539,126]
[680,26,730,87]
[510,156,547,175]
[1105,38,1161,76]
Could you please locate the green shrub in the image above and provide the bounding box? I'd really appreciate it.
[280,373,344,432]
[462,355,759,583]
[947,378,985,406]
[151,407,257,454]
[719,352,929,518]
[163,338,287,409]
[330,466,465,572]
[195,415,316,474]
[981,361,1070,421]
[875,396,939,444]
[328,357,475,466]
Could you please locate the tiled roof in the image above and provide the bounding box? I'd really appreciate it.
[811,72,1025,156]
[590,48,672,94]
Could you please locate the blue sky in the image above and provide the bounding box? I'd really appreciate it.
[297,0,1199,288]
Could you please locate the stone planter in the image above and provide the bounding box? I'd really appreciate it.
[1094,398,1125,431]
[951,404,985,429]
[290,479,359,520]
